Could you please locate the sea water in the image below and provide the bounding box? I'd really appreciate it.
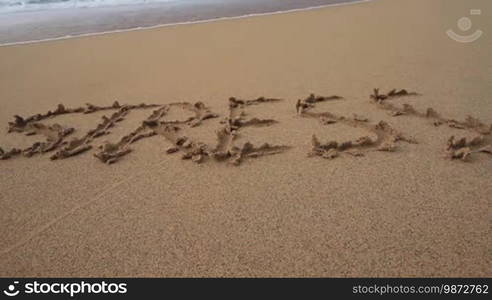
[0,0,367,45]
[0,0,177,13]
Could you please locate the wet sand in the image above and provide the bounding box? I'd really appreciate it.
[0,0,491,277]
[0,0,364,45]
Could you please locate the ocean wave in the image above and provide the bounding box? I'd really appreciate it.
[0,0,177,13]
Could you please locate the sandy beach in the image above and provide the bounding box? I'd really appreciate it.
[0,0,491,277]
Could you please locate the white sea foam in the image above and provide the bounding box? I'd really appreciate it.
[0,0,372,47]
[0,0,177,13]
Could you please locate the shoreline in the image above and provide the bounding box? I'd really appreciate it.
[0,0,490,277]
[0,0,371,47]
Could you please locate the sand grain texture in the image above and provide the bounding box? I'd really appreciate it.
[0,0,491,277]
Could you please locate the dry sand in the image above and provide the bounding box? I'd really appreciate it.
[0,0,491,277]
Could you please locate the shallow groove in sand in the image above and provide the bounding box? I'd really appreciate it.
[0,160,169,255]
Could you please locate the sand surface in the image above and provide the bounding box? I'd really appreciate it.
[0,0,491,277]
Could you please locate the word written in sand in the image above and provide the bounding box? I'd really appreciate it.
[1,98,289,165]
[297,93,416,159]
[1,90,491,164]
[369,88,492,161]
